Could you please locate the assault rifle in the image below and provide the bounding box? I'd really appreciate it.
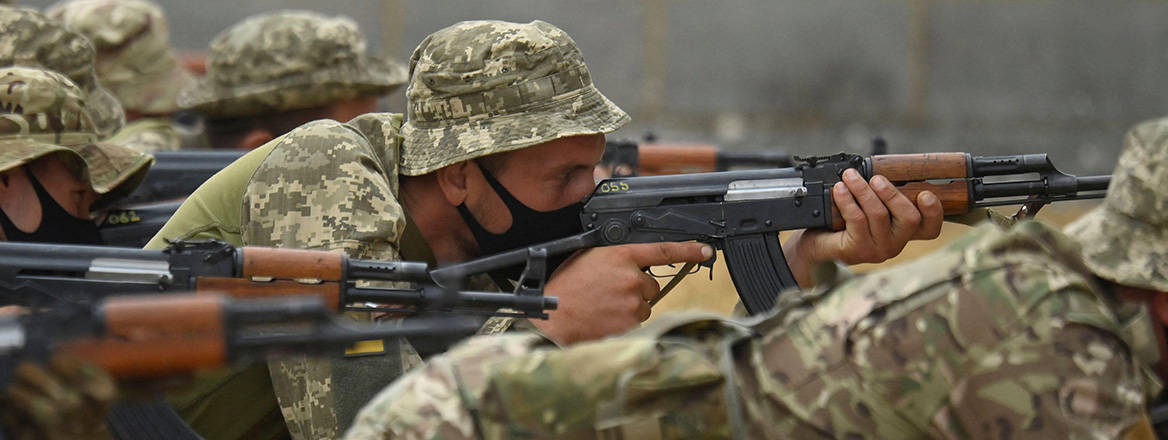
[434,152,1110,315]
[0,293,478,381]
[0,240,556,319]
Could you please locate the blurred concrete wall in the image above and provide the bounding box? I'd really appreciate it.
[21,0,1168,173]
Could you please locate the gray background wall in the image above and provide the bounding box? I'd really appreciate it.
[21,0,1168,174]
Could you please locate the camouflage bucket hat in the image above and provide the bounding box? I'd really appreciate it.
[46,0,196,115]
[0,6,125,137]
[0,66,152,210]
[399,20,630,176]
[179,10,407,119]
[1064,117,1168,292]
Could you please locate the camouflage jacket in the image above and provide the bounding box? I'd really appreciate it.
[240,113,516,440]
[344,221,1161,439]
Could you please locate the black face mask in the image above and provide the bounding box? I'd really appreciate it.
[0,168,102,245]
[456,162,583,281]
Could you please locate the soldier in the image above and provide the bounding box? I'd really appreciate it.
[343,117,1168,439]
[0,66,151,244]
[148,20,942,439]
[0,64,150,440]
[177,10,407,150]
[46,0,205,153]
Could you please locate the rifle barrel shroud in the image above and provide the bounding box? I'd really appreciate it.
[435,152,1109,316]
[0,241,557,318]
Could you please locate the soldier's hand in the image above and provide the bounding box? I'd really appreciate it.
[536,242,714,345]
[784,169,944,286]
[2,355,117,440]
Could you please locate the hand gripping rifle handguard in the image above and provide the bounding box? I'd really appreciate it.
[0,240,557,319]
[435,152,1109,316]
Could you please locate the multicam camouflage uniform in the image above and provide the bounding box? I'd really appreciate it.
[0,66,150,208]
[344,121,1168,439]
[178,10,406,120]
[46,0,202,153]
[0,6,125,138]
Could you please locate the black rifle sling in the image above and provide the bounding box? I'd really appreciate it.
[723,233,798,315]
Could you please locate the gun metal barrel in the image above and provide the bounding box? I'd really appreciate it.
[346,288,557,313]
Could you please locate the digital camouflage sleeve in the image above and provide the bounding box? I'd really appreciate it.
[241,113,423,440]
[344,221,1160,440]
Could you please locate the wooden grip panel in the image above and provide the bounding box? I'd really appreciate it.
[871,153,969,181]
[241,247,344,280]
[637,144,718,176]
[196,277,342,310]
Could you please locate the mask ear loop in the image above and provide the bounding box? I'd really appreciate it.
[474,160,529,211]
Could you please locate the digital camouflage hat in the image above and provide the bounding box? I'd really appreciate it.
[179,10,407,119]
[0,6,125,137]
[399,20,630,176]
[0,66,152,209]
[1065,117,1168,292]
[46,0,195,115]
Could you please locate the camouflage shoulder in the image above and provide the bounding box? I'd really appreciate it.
[241,118,406,256]
[345,333,551,440]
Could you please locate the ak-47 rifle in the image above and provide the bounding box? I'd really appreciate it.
[434,152,1110,316]
[0,293,478,382]
[0,240,556,319]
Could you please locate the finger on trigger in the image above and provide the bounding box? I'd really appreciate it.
[626,241,714,267]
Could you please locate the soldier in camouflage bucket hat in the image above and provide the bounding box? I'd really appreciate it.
[0,6,125,137]
[1065,117,1168,293]
[400,20,629,176]
[344,120,1168,439]
[0,66,150,210]
[46,0,196,117]
[180,10,406,120]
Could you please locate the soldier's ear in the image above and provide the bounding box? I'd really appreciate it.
[435,161,470,206]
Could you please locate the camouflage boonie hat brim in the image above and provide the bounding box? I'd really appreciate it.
[0,139,85,177]
[70,140,152,209]
[179,56,405,119]
[107,63,194,115]
[399,20,629,176]
[1064,117,1168,292]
